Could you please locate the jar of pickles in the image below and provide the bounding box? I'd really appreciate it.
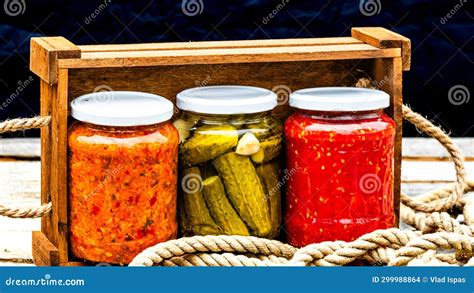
[284,87,395,246]
[68,91,179,264]
[175,86,282,238]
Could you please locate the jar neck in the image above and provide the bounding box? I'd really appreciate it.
[183,111,271,124]
[79,121,167,132]
[299,109,385,121]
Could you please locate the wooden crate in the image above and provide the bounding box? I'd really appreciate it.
[29,27,411,266]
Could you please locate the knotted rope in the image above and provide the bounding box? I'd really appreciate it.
[1,81,473,266]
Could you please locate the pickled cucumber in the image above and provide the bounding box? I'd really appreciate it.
[213,152,272,237]
[181,125,238,166]
[247,118,283,140]
[173,118,194,143]
[251,135,282,164]
[256,161,281,238]
[181,167,221,235]
[202,176,250,235]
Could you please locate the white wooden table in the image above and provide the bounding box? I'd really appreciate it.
[0,138,473,266]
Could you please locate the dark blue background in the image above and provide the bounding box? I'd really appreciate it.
[0,0,473,137]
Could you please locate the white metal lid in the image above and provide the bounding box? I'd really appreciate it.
[176,86,278,114]
[289,87,390,111]
[71,91,174,126]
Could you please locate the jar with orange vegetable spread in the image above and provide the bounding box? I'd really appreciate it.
[68,91,178,264]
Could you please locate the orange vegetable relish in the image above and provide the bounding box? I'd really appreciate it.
[68,122,179,264]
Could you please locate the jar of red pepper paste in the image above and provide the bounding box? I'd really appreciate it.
[68,91,179,264]
[284,87,395,246]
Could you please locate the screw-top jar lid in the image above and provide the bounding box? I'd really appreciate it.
[289,87,390,111]
[71,91,174,126]
[176,86,278,114]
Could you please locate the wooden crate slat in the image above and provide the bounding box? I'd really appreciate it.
[373,56,403,224]
[78,37,363,52]
[0,138,40,158]
[59,44,400,69]
[30,37,81,84]
[352,27,411,71]
[402,161,474,183]
[403,138,474,160]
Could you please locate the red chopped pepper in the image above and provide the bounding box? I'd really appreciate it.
[284,110,395,246]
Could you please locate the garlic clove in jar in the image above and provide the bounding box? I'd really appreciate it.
[236,132,260,155]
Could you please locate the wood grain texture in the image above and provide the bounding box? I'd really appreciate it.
[59,45,400,69]
[29,37,80,84]
[402,161,474,183]
[79,37,363,52]
[0,138,40,158]
[0,231,34,264]
[403,138,474,160]
[39,80,54,257]
[372,57,403,225]
[50,69,69,263]
[32,231,59,266]
[352,27,411,71]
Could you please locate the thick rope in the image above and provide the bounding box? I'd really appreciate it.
[0,116,51,134]
[0,202,52,219]
[129,235,296,266]
[400,204,473,236]
[289,229,420,266]
[388,232,474,266]
[400,105,467,212]
[0,116,52,218]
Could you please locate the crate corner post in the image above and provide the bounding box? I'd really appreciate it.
[351,27,411,224]
[30,37,80,266]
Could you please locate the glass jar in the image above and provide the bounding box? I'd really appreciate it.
[68,91,179,264]
[284,87,395,246]
[175,86,282,238]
